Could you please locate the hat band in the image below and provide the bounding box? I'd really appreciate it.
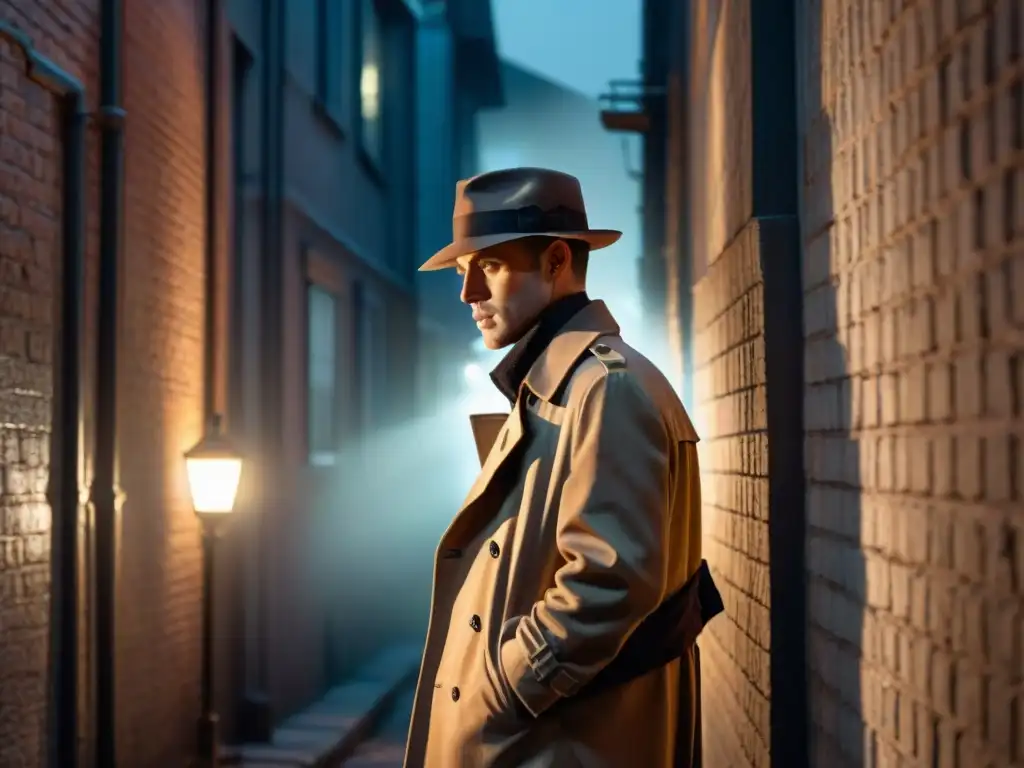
[453,205,589,240]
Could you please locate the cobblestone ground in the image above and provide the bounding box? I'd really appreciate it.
[338,689,414,767]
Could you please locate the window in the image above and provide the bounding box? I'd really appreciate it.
[352,281,388,432]
[315,0,347,121]
[315,0,329,103]
[358,0,384,167]
[307,284,338,465]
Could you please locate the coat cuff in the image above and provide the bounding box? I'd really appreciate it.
[499,619,582,718]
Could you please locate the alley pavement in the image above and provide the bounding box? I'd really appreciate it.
[337,687,414,767]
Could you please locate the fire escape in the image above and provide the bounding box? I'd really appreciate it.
[598,78,665,182]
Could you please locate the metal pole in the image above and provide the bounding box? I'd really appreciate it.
[197,0,222,758]
[196,527,219,767]
[204,0,221,424]
[0,21,87,768]
[239,0,285,741]
[55,88,87,768]
[93,0,127,763]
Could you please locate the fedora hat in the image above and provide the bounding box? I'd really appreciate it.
[418,167,622,271]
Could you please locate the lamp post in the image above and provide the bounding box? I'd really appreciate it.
[185,413,243,768]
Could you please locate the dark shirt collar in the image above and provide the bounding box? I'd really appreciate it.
[490,292,592,404]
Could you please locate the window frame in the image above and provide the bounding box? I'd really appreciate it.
[314,0,349,131]
[355,0,386,176]
[303,246,347,467]
[351,280,389,434]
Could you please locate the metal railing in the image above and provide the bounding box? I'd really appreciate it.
[598,78,666,133]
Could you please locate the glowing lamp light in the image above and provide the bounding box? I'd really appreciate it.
[184,414,243,522]
[463,362,484,385]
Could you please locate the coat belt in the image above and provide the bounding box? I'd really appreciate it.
[573,559,723,700]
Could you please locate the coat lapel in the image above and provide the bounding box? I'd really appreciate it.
[437,400,527,548]
[436,301,622,551]
[469,413,507,466]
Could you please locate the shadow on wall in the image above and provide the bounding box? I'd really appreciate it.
[799,3,866,764]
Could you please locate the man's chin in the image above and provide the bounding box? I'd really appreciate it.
[480,333,508,351]
[480,328,515,350]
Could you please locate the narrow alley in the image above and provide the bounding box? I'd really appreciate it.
[0,0,1021,766]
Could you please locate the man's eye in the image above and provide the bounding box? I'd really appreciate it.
[480,261,500,273]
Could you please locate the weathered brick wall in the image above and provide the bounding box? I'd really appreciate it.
[693,223,771,768]
[798,0,1024,765]
[688,1,772,766]
[116,0,208,764]
[0,0,210,765]
[0,4,93,765]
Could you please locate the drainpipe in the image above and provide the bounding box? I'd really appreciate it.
[92,0,127,764]
[238,0,285,741]
[203,0,221,422]
[0,21,87,768]
[197,0,222,752]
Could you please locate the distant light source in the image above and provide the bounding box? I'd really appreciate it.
[360,64,380,121]
[463,363,484,385]
[184,413,243,520]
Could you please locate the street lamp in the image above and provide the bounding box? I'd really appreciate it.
[184,413,243,767]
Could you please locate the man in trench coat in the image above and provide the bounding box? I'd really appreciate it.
[404,167,719,768]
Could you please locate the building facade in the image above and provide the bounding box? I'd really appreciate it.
[225,0,426,735]
[637,0,1024,766]
[0,0,502,765]
[0,0,224,765]
[414,0,504,414]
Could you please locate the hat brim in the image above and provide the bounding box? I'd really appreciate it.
[418,229,623,272]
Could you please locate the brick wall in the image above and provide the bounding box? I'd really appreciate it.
[798,1,1024,766]
[117,0,208,763]
[0,4,93,765]
[694,223,771,768]
[0,0,211,765]
[688,1,774,766]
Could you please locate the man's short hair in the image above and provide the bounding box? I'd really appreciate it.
[519,236,590,279]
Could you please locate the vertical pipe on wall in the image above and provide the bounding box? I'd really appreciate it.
[203,0,222,424]
[239,0,285,740]
[53,85,87,768]
[196,0,224,754]
[92,0,126,763]
[227,32,253,743]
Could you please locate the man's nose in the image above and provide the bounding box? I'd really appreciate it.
[460,268,489,304]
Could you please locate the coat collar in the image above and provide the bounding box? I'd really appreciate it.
[489,292,592,404]
[522,299,620,402]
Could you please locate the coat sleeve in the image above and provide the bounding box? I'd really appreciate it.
[499,367,673,718]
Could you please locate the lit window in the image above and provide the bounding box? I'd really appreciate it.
[359,0,384,166]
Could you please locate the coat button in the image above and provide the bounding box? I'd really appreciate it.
[489,541,500,558]
[451,686,460,702]
[469,614,482,632]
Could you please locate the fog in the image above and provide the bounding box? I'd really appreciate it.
[308,368,510,673]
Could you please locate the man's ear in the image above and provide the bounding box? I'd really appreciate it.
[543,240,570,279]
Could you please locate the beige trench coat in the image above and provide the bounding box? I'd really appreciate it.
[404,301,703,768]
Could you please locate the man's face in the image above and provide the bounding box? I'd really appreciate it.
[456,240,555,350]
